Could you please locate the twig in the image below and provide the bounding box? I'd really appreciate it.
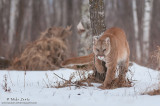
[53,73,86,88]
[24,71,26,89]
[8,71,14,86]
[53,73,71,83]
[43,79,49,88]
[45,73,53,87]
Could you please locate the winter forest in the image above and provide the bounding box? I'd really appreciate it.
[0,0,160,67]
[0,0,160,106]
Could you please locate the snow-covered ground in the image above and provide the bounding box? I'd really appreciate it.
[0,63,160,106]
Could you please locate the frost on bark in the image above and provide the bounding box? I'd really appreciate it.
[132,0,141,61]
[78,0,92,56]
[78,0,106,56]
[142,0,153,63]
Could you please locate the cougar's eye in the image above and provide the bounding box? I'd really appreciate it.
[103,49,106,52]
[96,48,99,52]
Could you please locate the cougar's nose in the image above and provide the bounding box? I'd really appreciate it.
[97,55,105,61]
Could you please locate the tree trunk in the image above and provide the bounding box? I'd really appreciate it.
[54,0,62,26]
[8,0,19,57]
[132,0,141,62]
[43,0,51,28]
[8,0,19,45]
[142,0,153,63]
[20,0,33,48]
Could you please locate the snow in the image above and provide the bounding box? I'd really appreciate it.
[77,22,85,31]
[0,63,160,106]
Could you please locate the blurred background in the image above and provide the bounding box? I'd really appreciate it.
[0,0,159,68]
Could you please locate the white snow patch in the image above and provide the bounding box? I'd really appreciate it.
[0,63,160,106]
[77,22,84,31]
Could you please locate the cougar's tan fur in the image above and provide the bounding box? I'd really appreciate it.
[62,27,130,88]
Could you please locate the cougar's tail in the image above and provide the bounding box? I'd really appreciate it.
[62,53,94,67]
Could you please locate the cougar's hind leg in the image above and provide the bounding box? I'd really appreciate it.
[118,58,129,81]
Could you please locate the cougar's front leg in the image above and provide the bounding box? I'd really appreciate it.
[103,64,116,88]
[95,58,105,74]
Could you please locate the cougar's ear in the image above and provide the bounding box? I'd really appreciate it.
[105,37,110,44]
[93,36,99,44]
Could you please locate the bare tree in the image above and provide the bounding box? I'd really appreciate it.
[43,0,51,28]
[132,0,141,61]
[20,0,33,45]
[8,0,19,57]
[142,0,153,63]
[8,0,19,45]
[54,0,63,26]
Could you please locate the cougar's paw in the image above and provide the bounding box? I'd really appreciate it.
[98,85,110,89]
[98,85,106,89]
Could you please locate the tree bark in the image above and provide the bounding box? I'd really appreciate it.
[142,0,153,63]
[43,0,51,28]
[8,0,19,45]
[8,0,19,57]
[20,0,33,46]
[132,0,141,61]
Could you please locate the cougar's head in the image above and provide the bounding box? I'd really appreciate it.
[93,36,111,61]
